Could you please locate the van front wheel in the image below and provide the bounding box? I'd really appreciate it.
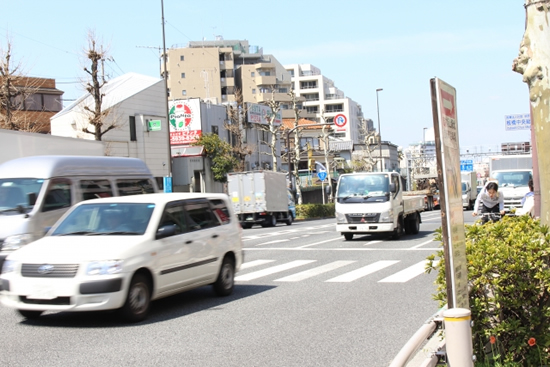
[120,274,151,323]
[17,310,43,319]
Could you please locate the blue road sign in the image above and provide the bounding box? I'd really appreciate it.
[317,171,327,181]
[460,160,473,172]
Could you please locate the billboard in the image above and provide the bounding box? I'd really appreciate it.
[431,77,469,309]
[246,103,282,125]
[169,99,202,145]
[505,113,531,131]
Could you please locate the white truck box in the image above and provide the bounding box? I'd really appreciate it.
[461,171,477,210]
[227,171,292,228]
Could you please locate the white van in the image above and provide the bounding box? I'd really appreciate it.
[0,193,243,322]
[0,155,158,269]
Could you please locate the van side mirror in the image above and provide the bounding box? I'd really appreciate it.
[389,183,397,193]
[156,224,176,240]
[28,192,37,206]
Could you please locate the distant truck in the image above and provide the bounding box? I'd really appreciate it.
[461,171,477,210]
[227,171,294,228]
[489,155,533,211]
[335,172,424,241]
[410,174,439,211]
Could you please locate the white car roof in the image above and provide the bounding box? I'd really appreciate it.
[76,192,230,206]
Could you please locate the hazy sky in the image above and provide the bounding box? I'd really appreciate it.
[1,0,532,151]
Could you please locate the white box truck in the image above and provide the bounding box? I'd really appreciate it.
[489,155,533,211]
[461,172,477,210]
[227,171,294,228]
[335,172,424,241]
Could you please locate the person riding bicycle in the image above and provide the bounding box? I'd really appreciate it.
[472,181,505,224]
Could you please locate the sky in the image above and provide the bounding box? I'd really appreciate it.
[1,0,532,152]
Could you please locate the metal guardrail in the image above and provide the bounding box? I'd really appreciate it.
[388,305,447,367]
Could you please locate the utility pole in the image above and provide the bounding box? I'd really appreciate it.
[160,0,173,189]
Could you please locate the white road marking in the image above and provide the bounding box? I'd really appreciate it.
[235,260,316,281]
[364,240,382,246]
[296,237,342,248]
[275,261,356,282]
[256,239,290,246]
[379,260,439,283]
[325,260,399,282]
[240,260,276,270]
[410,240,437,249]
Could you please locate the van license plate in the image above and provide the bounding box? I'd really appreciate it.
[27,286,56,300]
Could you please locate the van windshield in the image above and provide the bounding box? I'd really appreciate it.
[336,174,390,203]
[0,178,44,214]
[51,203,155,236]
[493,171,532,188]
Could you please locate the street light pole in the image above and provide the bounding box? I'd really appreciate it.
[423,127,428,154]
[376,88,383,172]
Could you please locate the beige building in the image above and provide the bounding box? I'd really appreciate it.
[163,38,310,119]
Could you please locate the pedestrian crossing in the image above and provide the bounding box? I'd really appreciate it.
[236,259,439,283]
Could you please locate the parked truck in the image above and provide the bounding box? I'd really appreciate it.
[227,171,294,228]
[335,172,424,241]
[461,171,477,210]
[489,155,533,211]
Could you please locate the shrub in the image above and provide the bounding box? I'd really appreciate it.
[296,203,335,219]
[426,215,550,366]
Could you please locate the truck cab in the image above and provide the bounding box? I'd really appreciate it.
[491,169,532,211]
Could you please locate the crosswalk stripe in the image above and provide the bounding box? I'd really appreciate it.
[235,260,316,281]
[275,261,356,282]
[240,260,276,270]
[325,260,399,282]
[378,260,430,283]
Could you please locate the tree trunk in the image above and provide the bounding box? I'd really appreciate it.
[513,0,550,224]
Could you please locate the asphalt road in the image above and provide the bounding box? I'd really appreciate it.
[0,209,477,367]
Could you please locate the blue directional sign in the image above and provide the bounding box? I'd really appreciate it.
[317,171,327,181]
[505,114,531,131]
[460,159,473,172]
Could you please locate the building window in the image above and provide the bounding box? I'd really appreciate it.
[129,116,137,141]
[167,88,170,97]
[181,73,185,78]
[182,90,187,96]
[180,55,184,61]
[252,89,256,94]
[300,80,318,89]
[251,72,255,77]
[212,125,219,135]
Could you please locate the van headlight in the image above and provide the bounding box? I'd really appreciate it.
[380,209,394,222]
[86,260,123,276]
[2,260,17,274]
[335,211,347,223]
[3,234,34,251]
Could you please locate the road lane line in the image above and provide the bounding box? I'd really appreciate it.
[235,260,316,281]
[240,260,276,270]
[256,239,290,246]
[325,260,399,282]
[410,240,436,249]
[297,237,342,248]
[364,240,382,246]
[275,261,356,282]
[379,260,439,283]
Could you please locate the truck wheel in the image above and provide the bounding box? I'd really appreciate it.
[391,216,404,240]
[270,214,277,227]
[427,197,434,211]
[344,233,353,241]
[409,213,420,235]
[17,310,43,319]
[285,212,293,226]
[242,223,252,229]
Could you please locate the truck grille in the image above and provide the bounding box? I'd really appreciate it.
[21,264,79,278]
[346,213,380,224]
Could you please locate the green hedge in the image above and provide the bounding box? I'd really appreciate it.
[296,203,335,219]
[427,215,550,366]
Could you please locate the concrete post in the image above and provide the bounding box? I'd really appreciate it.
[444,308,474,366]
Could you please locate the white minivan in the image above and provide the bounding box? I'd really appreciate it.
[0,155,158,270]
[0,193,243,322]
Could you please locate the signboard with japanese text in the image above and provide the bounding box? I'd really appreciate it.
[246,103,282,125]
[431,77,469,309]
[505,113,531,131]
[169,99,202,145]
[460,159,473,172]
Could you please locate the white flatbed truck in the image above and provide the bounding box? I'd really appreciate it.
[335,172,425,240]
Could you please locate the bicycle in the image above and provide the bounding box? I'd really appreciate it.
[479,212,502,224]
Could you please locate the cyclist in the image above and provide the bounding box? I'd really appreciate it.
[472,181,505,223]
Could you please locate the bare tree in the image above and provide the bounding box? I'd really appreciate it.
[513,0,549,222]
[256,90,281,171]
[80,31,116,141]
[0,39,44,132]
[286,89,304,204]
[351,118,379,172]
[225,88,255,171]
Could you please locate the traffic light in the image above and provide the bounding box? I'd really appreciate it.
[308,159,315,171]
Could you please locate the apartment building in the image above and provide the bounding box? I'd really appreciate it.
[284,63,367,165]
[0,77,63,133]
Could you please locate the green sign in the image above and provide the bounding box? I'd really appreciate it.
[148,120,162,131]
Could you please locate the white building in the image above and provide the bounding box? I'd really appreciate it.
[284,64,365,164]
[50,73,171,182]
